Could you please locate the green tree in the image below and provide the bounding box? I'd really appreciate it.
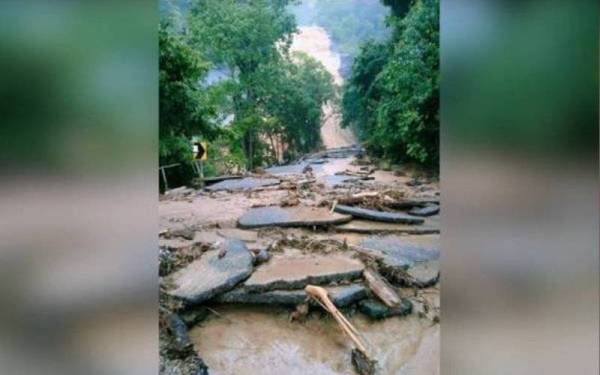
[261,52,336,158]
[342,0,439,168]
[188,0,297,169]
[159,23,216,166]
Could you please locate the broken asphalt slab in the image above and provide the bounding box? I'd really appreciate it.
[241,253,365,292]
[335,220,439,235]
[167,239,254,305]
[238,206,352,229]
[334,204,424,224]
[216,283,368,307]
[408,204,440,217]
[358,235,440,287]
[205,177,280,191]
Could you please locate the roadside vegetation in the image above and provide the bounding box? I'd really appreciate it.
[342,0,439,169]
[160,0,335,189]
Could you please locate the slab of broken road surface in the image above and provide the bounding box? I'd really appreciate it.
[238,206,352,229]
[167,239,253,305]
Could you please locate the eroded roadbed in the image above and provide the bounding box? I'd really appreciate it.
[160,147,439,375]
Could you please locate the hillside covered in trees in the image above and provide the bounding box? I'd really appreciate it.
[159,0,439,189]
[160,0,335,187]
[342,0,439,168]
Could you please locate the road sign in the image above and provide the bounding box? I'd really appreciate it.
[193,141,207,160]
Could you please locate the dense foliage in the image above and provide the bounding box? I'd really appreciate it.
[159,0,335,184]
[159,23,216,166]
[342,0,439,167]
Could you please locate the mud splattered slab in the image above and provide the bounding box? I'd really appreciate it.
[238,206,352,229]
[358,235,439,287]
[336,220,439,234]
[217,283,368,307]
[167,239,253,305]
[205,177,280,191]
[334,204,424,224]
[242,254,364,292]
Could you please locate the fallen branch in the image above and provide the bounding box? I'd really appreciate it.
[305,285,379,374]
[305,285,368,352]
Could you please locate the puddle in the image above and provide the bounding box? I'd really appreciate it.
[190,305,437,375]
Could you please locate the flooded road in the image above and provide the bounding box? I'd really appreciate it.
[190,305,438,375]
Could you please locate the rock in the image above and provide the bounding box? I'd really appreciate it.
[406,178,421,187]
[265,161,323,175]
[352,349,380,375]
[334,204,424,224]
[166,313,193,354]
[238,206,352,229]
[179,307,210,327]
[167,239,253,305]
[205,177,280,191]
[253,248,271,265]
[404,259,440,287]
[242,253,364,292]
[335,220,439,235]
[217,283,368,307]
[408,204,440,217]
[166,227,196,240]
[358,298,412,319]
[302,164,313,173]
[358,235,440,287]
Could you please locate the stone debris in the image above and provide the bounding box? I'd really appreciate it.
[358,298,412,319]
[217,283,368,307]
[205,177,280,191]
[242,253,365,292]
[408,204,440,217]
[160,144,440,375]
[238,206,352,229]
[265,161,324,176]
[167,239,254,305]
[334,204,424,224]
[160,309,209,375]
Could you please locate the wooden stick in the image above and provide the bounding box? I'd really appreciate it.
[305,285,368,354]
[363,268,401,308]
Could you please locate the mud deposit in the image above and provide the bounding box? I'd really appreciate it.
[160,26,440,375]
[190,306,438,375]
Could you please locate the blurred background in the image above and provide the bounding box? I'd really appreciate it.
[442,0,598,373]
[0,0,597,374]
[0,1,157,374]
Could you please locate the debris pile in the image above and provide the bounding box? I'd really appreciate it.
[159,145,440,374]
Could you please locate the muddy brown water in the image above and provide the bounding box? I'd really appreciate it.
[189,305,438,375]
